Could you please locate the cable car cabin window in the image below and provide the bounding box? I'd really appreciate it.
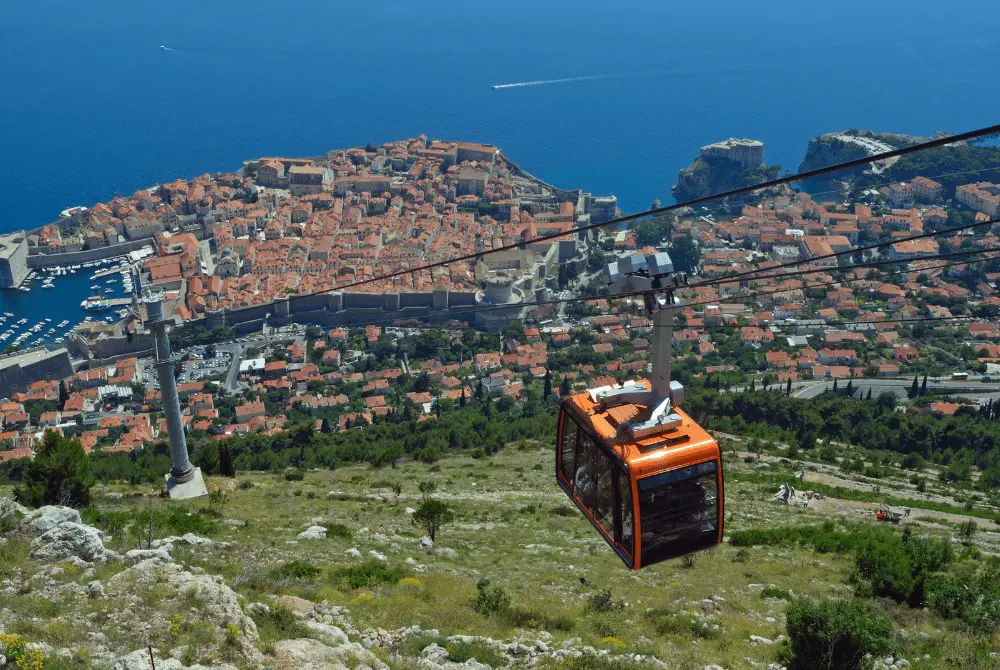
[573,432,616,538]
[618,468,634,556]
[559,413,579,487]
[637,460,719,566]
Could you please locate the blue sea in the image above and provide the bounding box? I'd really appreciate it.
[0,0,998,334]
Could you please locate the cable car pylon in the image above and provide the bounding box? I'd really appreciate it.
[556,252,723,569]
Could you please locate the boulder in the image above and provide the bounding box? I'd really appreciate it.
[346,547,362,559]
[278,594,315,615]
[419,536,434,549]
[750,635,774,646]
[125,549,173,563]
[110,648,239,670]
[107,560,263,668]
[30,521,109,563]
[151,533,215,549]
[304,620,349,646]
[420,643,450,664]
[21,506,82,537]
[368,550,387,562]
[86,580,105,598]
[272,638,350,670]
[298,526,327,541]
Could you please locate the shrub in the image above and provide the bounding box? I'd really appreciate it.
[236,479,254,490]
[326,523,352,539]
[248,603,308,653]
[549,506,576,517]
[283,469,305,482]
[446,641,505,667]
[271,560,321,580]
[761,587,792,600]
[333,561,407,589]
[585,589,622,613]
[784,598,895,670]
[925,563,1000,633]
[854,535,913,602]
[645,607,716,639]
[15,431,93,508]
[472,578,511,616]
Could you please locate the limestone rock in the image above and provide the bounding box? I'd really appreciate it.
[30,521,108,563]
[21,505,82,537]
[419,536,434,549]
[420,643,449,664]
[750,635,773,646]
[125,549,174,563]
[368,550,387,562]
[86,580,105,598]
[151,533,216,549]
[304,620,349,646]
[111,648,240,670]
[278,594,315,615]
[298,525,327,540]
[107,560,263,668]
[346,547,362,559]
[273,638,351,670]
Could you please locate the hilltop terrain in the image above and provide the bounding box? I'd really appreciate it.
[1,427,997,669]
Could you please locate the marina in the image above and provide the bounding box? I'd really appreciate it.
[0,254,139,351]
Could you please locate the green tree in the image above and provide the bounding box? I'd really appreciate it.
[784,598,895,670]
[786,378,792,396]
[910,375,919,397]
[15,430,94,508]
[670,236,701,274]
[412,498,454,542]
[418,480,437,500]
[59,380,69,406]
[219,443,236,478]
[921,374,928,395]
[559,375,571,397]
[320,418,331,434]
[460,388,467,407]
[544,369,552,400]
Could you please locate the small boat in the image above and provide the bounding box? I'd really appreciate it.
[160,45,167,51]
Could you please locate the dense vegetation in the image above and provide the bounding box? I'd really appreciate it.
[732,523,1000,635]
[876,143,1000,195]
[685,388,1000,491]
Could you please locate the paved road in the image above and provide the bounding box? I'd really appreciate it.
[792,378,1000,402]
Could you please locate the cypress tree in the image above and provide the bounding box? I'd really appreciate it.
[911,375,919,396]
[866,387,872,401]
[58,380,69,406]
[833,378,839,393]
[560,375,571,397]
[786,378,792,396]
[320,418,331,433]
[219,444,236,478]
[846,379,854,396]
[921,374,928,395]
[460,388,467,407]
[543,369,552,400]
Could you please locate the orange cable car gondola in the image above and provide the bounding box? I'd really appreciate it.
[556,252,724,569]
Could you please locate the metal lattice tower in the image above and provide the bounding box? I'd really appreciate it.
[143,288,207,498]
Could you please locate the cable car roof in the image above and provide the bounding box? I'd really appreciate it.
[564,382,719,479]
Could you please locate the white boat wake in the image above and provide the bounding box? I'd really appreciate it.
[492,74,610,89]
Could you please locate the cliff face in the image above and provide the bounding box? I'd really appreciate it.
[674,155,763,203]
[798,130,927,176]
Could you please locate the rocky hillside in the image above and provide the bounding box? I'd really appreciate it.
[1,443,997,669]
